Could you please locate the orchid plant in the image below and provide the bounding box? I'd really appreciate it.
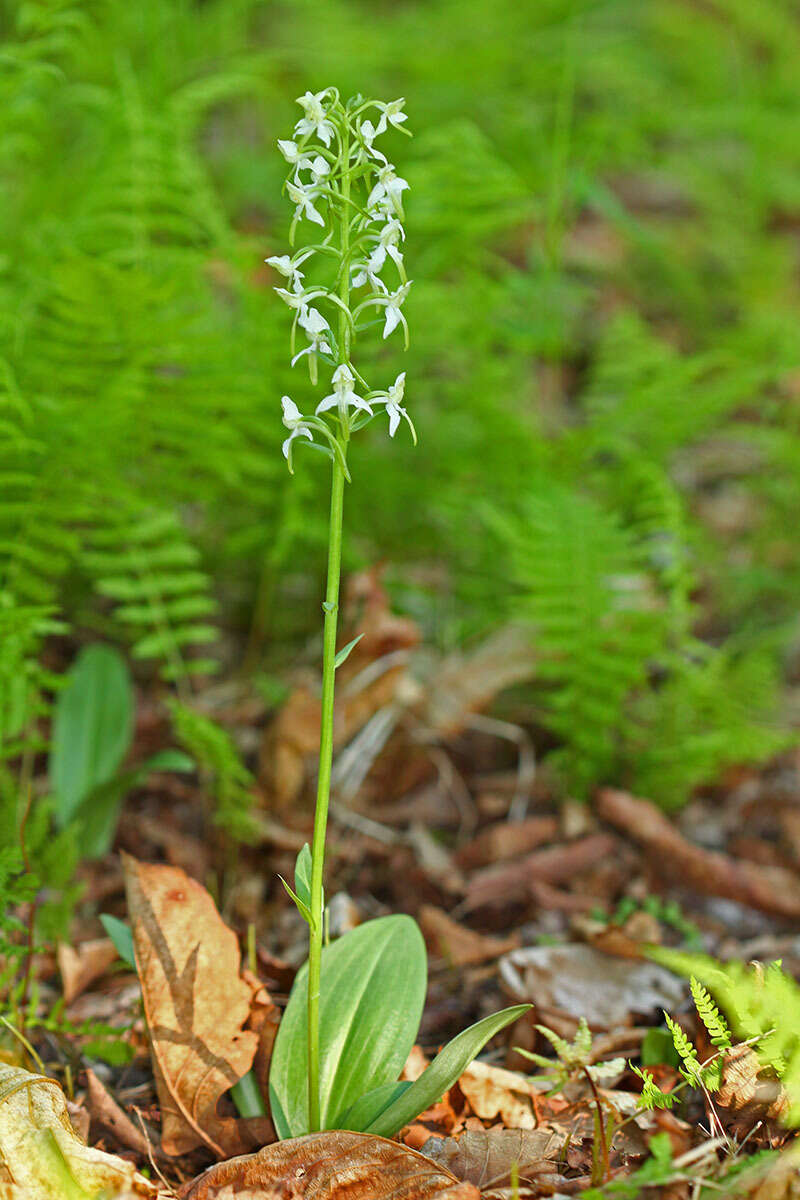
[267,87,528,1140]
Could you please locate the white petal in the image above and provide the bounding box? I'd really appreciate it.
[316,393,338,414]
[383,306,401,338]
[281,395,303,425]
[388,406,401,436]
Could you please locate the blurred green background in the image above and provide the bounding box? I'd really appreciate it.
[1,0,799,811]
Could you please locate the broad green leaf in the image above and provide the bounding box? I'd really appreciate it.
[334,634,364,669]
[51,644,133,828]
[365,1004,531,1138]
[99,914,135,968]
[294,843,312,909]
[73,749,195,858]
[269,915,426,1137]
[335,1080,412,1132]
[231,1070,267,1118]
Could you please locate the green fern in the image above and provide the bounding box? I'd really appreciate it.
[168,699,255,840]
[487,484,664,797]
[650,948,800,1126]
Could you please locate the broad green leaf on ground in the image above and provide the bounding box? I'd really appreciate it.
[365,1005,531,1138]
[73,749,194,859]
[269,915,427,1137]
[51,644,133,827]
[181,1131,479,1199]
[99,914,136,968]
[122,854,273,1157]
[0,1062,156,1198]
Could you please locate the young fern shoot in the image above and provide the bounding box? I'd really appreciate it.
[270,87,415,1133]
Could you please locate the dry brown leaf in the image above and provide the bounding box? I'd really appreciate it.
[0,1063,157,1199]
[58,937,119,1004]
[420,1129,561,1190]
[716,1044,789,1124]
[123,854,273,1158]
[181,1131,480,1199]
[458,1062,542,1130]
[419,906,519,967]
[499,944,685,1029]
[86,1068,159,1161]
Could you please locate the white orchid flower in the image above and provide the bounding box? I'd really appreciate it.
[286,179,325,227]
[383,372,412,437]
[294,90,335,147]
[379,280,412,339]
[292,306,332,366]
[375,98,408,135]
[316,363,373,419]
[274,279,311,312]
[277,139,312,168]
[367,165,409,216]
[359,119,388,163]
[307,154,330,184]
[281,395,313,462]
[351,250,383,289]
[263,246,311,288]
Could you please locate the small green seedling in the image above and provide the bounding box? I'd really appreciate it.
[268,87,527,1136]
[50,644,192,856]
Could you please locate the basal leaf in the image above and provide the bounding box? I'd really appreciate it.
[51,644,133,828]
[335,1080,412,1132]
[269,915,426,1136]
[365,1005,531,1138]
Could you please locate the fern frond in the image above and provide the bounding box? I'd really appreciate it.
[664,1013,702,1083]
[167,699,254,839]
[83,505,218,682]
[488,485,663,796]
[690,977,731,1049]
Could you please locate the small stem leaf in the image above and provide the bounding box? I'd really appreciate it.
[334,634,364,669]
[294,843,313,909]
[279,876,316,929]
[365,1004,532,1139]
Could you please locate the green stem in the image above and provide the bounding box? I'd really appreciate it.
[307,458,345,1131]
[307,126,352,1133]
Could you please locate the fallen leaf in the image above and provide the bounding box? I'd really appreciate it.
[123,854,273,1158]
[181,1131,480,1198]
[0,1063,156,1198]
[86,1068,159,1160]
[419,906,519,967]
[457,1061,542,1130]
[58,938,119,1004]
[499,944,685,1028]
[716,1044,789,1125]
[420,1129,561,1189]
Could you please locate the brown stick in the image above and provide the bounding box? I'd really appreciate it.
[597,788,800,919]
[464,833,617,910]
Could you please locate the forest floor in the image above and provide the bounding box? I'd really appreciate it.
[10,583,800,1198]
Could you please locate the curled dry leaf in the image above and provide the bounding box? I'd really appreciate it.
[499,944,685,1029]
[123,854,273,1158]
[181,1131,480,1199]
[420,1129,562,1190]
[0,1063,156,1199]
[419,905,519,967]
[58,937,119,1004]
[457,1061,544,1130]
